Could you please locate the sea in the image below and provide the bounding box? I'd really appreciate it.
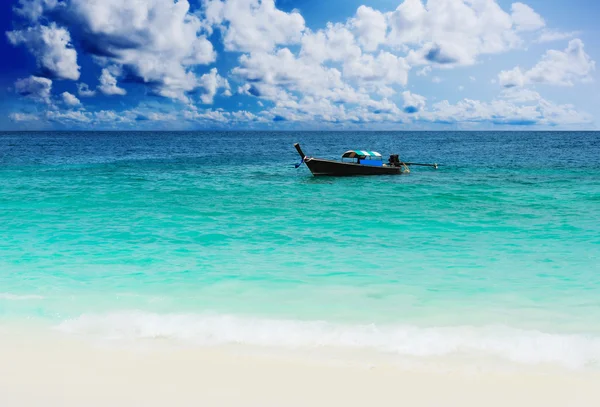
[1,131,599,370]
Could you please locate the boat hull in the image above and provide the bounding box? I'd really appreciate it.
[305,158,402,176]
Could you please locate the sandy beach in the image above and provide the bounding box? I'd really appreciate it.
[1,328,598,407]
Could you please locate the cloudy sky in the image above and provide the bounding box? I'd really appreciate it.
[1,0,598,130]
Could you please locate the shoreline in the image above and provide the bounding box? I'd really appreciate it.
[1,327,599,406]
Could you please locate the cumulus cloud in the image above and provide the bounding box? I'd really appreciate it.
[343,51,410,86]
[11,92,591,129]
[98,68,127,96]
[535,30,580,44]
[232,48,359,103]
[498,67,527,88]
[61,91,80,106]
[197,68,231,104]
[402,91,426,113]
[388,0,521,67]
[77,83,96,97]
[416,66,432,77]
[184,108,266,124]
[511,3,545,32]
[350,5,387,52]
[6,23,80,80]
[67,0,215,101]
[499,39,595,87]
[204,0,305,52]
[499,87,542,103]
[5,0,593,129]
[46,109,92,123]
[12,0,62,22]
[94,110,132,124]
[14,75,53,103]
[300,23,361,63]
[9,112,40,122]
[421,96,591,126]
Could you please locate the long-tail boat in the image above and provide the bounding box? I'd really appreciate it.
[294,143,437,176]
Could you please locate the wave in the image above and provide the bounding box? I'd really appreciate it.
[0,293,44,301]
[55,311,600,369]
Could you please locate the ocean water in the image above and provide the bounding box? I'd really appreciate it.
[1,131,599,369]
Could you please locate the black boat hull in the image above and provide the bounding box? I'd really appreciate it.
[305,158,402,176]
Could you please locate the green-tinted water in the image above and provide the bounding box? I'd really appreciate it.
[1,131,599,367]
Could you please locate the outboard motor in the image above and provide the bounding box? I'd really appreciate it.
[388,154,400,167]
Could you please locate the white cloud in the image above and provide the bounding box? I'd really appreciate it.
[184,108,266,124]
[46,110,92,123]
[61,91,81,106]
[376,86,396,98]
[499,39,595,87]
[94,110,124,123]
[14,75,52,103]
[536,30,580,44]
[421,96,591,126]
[197,68,231,104]
[77,83,96,97]
[350,5,387,52]
[402,91,426,113]
[232,48,361,103]
[204,0,305,52]
[388,0,521,67]
[499,87,542,103]
[184,109,230,123]
[98,68,127,96]
[416,66,432,77]
[9,112,40,122]
[300,23,361,63]
[6,23,80,80]
[6,0,594,129]
[343,51,410,86]
[498,67,527,88]
[511,3,545,32]
[14,90,591,129]
[12,0,62,22]
[69,0,216,101]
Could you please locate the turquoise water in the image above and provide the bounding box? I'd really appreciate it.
[1,131,599,367]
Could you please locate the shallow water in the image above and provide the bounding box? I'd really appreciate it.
[1,131,599,368]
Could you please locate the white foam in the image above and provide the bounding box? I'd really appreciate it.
[0,293,44,301]
[56,311,600,369]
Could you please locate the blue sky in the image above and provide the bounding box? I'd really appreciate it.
[1,0,598,130]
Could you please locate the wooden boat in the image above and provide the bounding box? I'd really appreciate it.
[294,143,437,176]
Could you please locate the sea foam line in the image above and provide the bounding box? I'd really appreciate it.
[55,311,600,369]
[0,293,44,301]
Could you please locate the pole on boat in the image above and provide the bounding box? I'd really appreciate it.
[294,143,306,159]
[403,162,439,169]
[294,143,308,168]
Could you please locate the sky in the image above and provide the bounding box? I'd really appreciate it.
[0,0,598,130]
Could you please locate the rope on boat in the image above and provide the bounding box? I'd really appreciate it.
[294,156,307,168]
